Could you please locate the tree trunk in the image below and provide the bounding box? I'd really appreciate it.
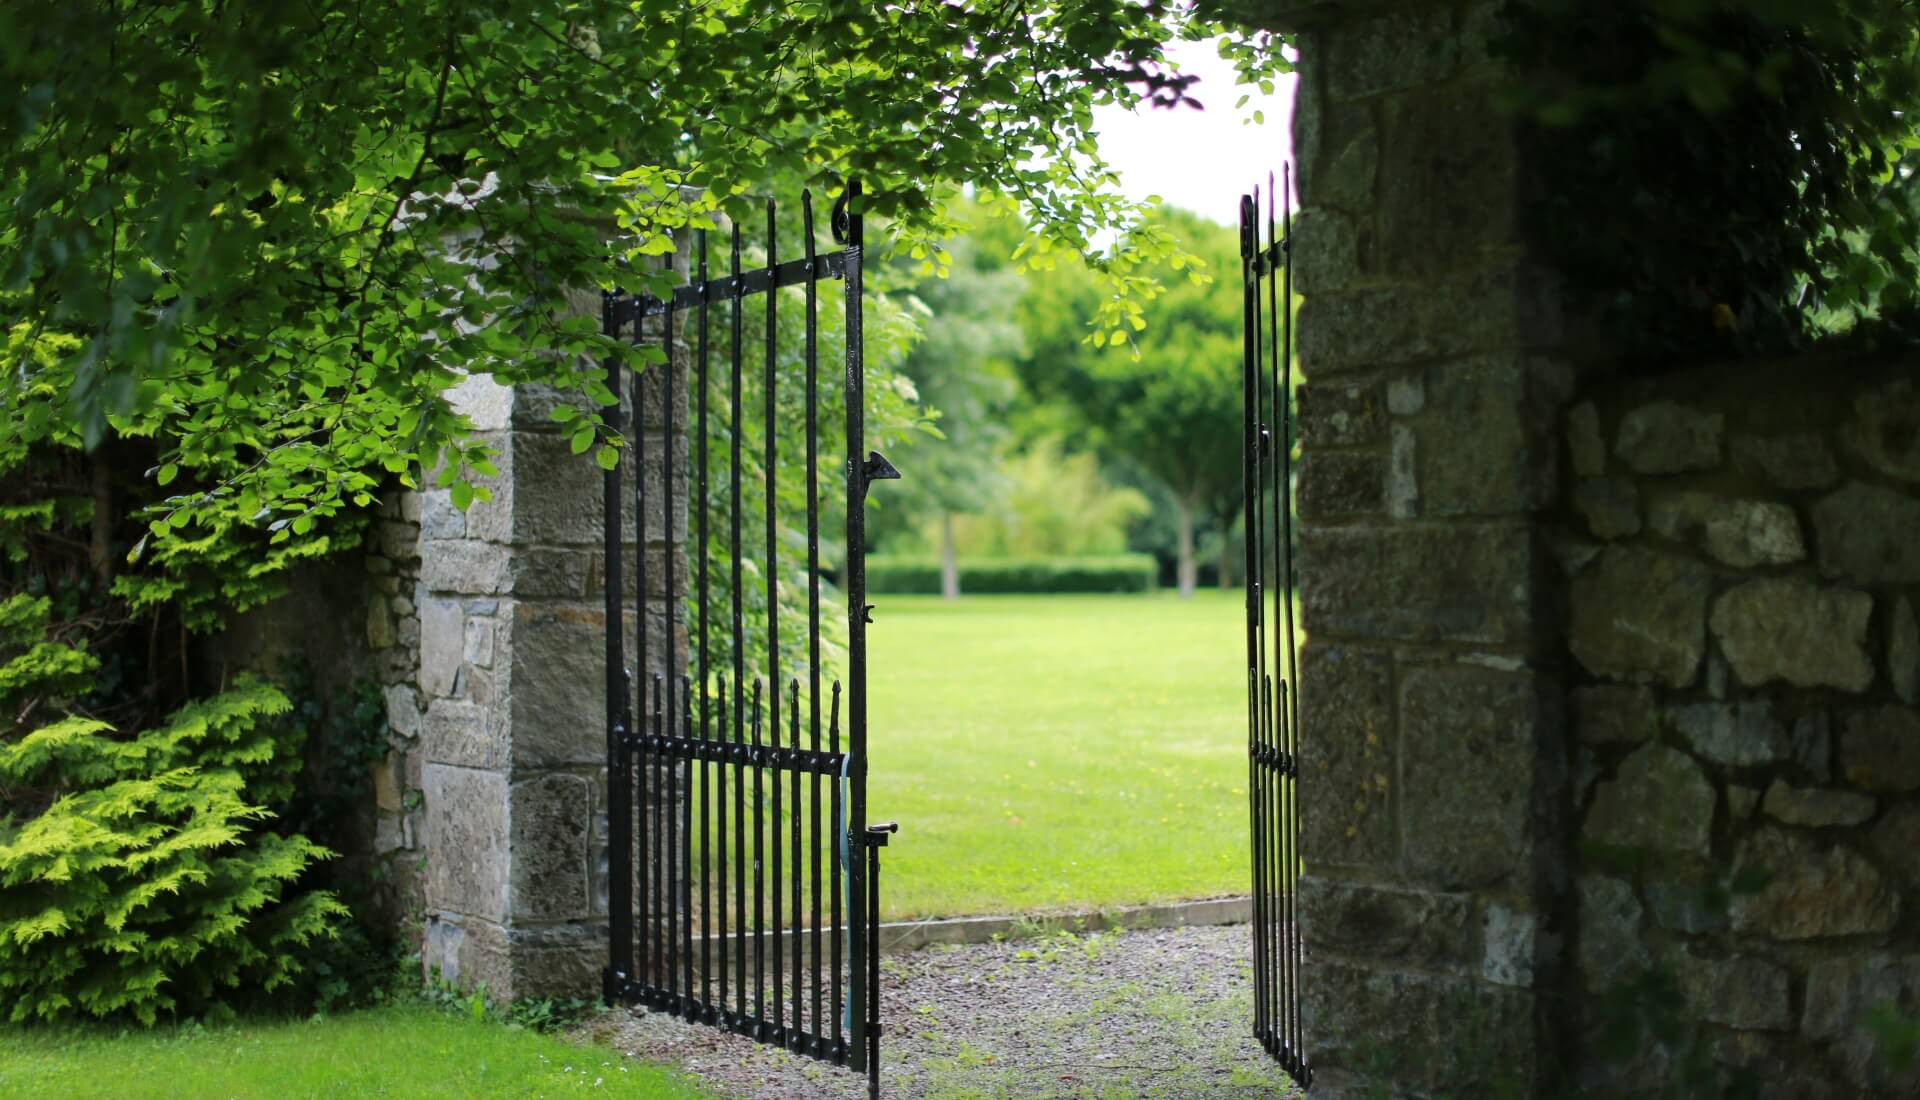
[1175,497,1196,599]
[90,455,112,590]
[940,510,961,601]
[1218,521,1233,590]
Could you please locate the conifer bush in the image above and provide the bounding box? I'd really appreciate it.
[0,593,344,1024]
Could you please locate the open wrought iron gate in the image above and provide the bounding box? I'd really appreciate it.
[1241,175,1309,1090]
[601,185,896,1098]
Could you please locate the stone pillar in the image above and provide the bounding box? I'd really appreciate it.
[1275,2,1576,1095]
[417,286,689,1000]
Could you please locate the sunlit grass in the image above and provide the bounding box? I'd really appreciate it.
[0,1004,709,1100]
[868,590,1258,919]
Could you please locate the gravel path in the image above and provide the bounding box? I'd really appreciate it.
[576,922,1304,1099]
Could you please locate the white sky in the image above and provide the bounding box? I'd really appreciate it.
[1090,39,1297,225]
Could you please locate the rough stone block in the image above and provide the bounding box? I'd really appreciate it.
[421,540,512,596]
[1481,904,1538,987]
[1677,953,1790,1030]
[425,698,498,769]
[1645,873,1729,935]
[1297,264,1560,375]
[1731,431,1839,491]
[1891,596,1919,704]
[1569,546,1710,687]
[1573,478,1640,539]
[1571,684,1655,745]
[1325,7,1456,101]
[509,603,681,766]
[1387,424,1416,518]
[1584,743,1713,856]
[1647,491,1804,567]
[1614,400,1723,474]
[420,598,466,697]
[1301,523,1535,648]
[1290,206,1363,296]
[1761,780,1874,827]
[1566,402,1606,478]
[1400,667,1540,889]
[464,618,496,668]
[1710,577,1873,691]
[1813,482,1920,584]
[1417,357,1554,517]
[1872,804,1920,887]
[1804,954,1920,1093]
[1575,875,1649,985]
[1314,111,1378,214]
[1297,451,1384,518]
[424,764,509,922]
[1844,377,1920,482]
[365,594,394,650]
[1386,375,1424,415]
[514,429,687,546]
[1302,961,1536,1097]
[1731,828,1898,939]
[386,682,422,739]
[1840,706,1920,792]
[1298,645,1394,868]
[421,490,466,540]
[1666,701,1790,766]
[510,772,593,922]
[1298,381,1384,447]
[1297,877,1472,968]
[1378,81,1517,279]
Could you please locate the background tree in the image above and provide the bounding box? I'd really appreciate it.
[879,202,1026,599]
[1013,205,1244,597]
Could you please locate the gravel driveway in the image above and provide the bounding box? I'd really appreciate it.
[577,922,1305,1099]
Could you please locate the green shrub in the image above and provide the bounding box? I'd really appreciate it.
[0,594,343,1025]
[866,554,1156,594]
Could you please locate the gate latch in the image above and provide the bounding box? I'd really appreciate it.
[863,450,902,488]
[865,822,899,848]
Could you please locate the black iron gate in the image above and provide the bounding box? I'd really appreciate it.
[1241,174,1308,1090]
[601,185,896,1098]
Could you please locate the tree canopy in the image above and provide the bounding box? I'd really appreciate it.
[0,0,1286,625]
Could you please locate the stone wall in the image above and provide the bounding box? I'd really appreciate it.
[1260,0,1920,1094]
[1562,357,1920,1095]
[206,282,688,1002]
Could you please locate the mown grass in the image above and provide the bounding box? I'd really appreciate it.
[867,590,1255,919]
[0,1003,709,1100]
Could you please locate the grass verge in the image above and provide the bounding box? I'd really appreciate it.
[0,1002,709,1099]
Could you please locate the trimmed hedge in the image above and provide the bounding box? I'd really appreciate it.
[866,554,1157,594]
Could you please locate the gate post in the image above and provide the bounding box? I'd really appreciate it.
[415,270,690,1001]
[1254,1,1580,1095]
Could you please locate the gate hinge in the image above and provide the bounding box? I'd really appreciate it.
[865,821,899,847]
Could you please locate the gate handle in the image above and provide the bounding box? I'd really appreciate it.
[865,822,899,847]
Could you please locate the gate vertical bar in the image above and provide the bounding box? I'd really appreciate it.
[603,292,633,1005]
[1265,179,1286,1058]
[1237,193,1266,1049]
[763,196,782,1041]
[803,190,826,1057]
[842,179,870,1075]
[729,221,749,1027]
[1280,172,1305,1069]
[696,230,721,1019]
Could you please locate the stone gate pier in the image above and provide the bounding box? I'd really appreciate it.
[1238,0,1920,1094]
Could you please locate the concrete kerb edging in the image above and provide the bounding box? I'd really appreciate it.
[684,896,1256,970]
[876,895,1254,954]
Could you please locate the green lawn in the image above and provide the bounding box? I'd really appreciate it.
[867,590,1252,920]
[0,1004,707,1099]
